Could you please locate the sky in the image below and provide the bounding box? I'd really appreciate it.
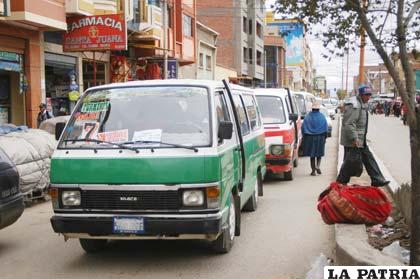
[265,1,385,92]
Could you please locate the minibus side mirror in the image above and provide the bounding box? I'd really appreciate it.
[55,122,66,141]
[289,113,299,122]
[218,121,233,140]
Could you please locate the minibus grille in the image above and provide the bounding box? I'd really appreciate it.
[81,190,181,210]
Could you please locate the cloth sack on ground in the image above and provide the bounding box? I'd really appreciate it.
[317,182,392,225]
[0,129,56,194]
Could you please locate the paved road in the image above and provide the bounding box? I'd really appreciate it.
[0,122,339,279]
[367,114,411,185]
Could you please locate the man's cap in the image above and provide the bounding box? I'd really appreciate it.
[39,103,47,108]
[358,85,372,95]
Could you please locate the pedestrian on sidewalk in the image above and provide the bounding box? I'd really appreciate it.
[300,101,328,176]
[37,103,53,128]
[336,85,390,187]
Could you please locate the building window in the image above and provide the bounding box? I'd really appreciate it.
[0,0,10,17]
[248,48,253,64]
[243,47,247,63]
[199,53,204,68]
[256,22,263,38]
[183,14,193,37]
[44,32,63,45]
[148,0,161,7]
[243,17,247,33]
[257,51,262,66]
[206,55,212,71]
[248,19,253,35]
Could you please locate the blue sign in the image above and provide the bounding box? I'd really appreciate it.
[167,60,177,79]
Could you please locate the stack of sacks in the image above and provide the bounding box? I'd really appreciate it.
[0,129,56,195]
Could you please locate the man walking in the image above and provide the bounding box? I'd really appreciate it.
[337,85,390,187]
[37,103,53,128]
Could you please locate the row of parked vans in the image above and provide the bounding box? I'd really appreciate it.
[1,79,316,254]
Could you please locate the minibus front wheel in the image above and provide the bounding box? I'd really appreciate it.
[212,193,236,253]
[79,238,108,253]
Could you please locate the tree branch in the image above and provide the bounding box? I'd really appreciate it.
[379,0,393,40]
[397,0,417,126]
[404,0,420,27]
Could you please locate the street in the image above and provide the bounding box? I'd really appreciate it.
[367,114,411,185]
[0,122,339,279]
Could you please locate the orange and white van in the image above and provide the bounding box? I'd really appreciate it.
[254,89,301,180]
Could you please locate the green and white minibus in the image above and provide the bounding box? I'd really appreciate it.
[50,79,266,254]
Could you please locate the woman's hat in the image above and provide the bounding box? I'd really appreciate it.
[312,102,321,109]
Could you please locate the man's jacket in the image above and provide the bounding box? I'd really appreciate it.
[340,96,369,147]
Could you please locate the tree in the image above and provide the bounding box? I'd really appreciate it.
[336,89,348,100]
[272,0,420,265]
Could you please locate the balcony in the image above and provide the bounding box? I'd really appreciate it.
[65,0,94,16]
[128,3,163,41]
[7,0,66,30]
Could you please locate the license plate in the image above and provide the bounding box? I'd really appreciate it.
[113,217,145,234]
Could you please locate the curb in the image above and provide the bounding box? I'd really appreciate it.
[334,115,404,266]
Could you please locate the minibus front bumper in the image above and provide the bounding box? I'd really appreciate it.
[51,212,224,239]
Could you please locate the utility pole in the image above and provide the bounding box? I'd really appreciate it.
[358,0,367,85]
[163,0,168,79]
[264,49,267,88]
[345,39,350,95]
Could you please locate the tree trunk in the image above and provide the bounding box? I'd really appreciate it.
[410,112,420,265]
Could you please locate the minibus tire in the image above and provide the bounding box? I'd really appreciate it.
[257,171,263,197]
[284,167,294,181]
[79,239,107,253]
[293,157,299,168]
[212,194,235,253]
[234,194,241,236]
[243,177,258,212]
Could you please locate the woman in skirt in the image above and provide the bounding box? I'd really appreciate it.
[301,102,328,176]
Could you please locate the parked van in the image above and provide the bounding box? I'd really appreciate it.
[50,80,266,254]
[254,88,301,180]
[0,147,24,230]
[293,91,316,119]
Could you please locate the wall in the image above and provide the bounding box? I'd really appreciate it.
[215,64,237,81]
[10,72,24,125]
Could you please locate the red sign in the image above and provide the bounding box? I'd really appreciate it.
[63,14,127,52]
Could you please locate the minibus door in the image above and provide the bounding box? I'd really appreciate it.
[223,80,245,192]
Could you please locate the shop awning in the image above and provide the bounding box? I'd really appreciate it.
[0,61,20,72]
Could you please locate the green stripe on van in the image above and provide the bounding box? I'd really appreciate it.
[51,156,221,184]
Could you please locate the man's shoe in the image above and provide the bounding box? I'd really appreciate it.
[372,180,390,187]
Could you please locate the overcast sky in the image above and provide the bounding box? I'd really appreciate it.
[265,1,384,92]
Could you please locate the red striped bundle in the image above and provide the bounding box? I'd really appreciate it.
[317,182,392,225]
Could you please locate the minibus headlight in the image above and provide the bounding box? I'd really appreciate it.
[270,145,284,155]
[206,186,221,209]
[270,144,292,157]
[62,190,81,206]
[183,190,204,206]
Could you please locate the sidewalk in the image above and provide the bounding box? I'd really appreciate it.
[333,117,404,266]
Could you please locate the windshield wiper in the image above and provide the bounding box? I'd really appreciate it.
[123,140,198,152]
[63,138,139,153]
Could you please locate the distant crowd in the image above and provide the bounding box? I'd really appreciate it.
[368,96,420,125]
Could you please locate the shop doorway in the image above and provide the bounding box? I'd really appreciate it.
[83,60,106,90]
[0,71,24,125]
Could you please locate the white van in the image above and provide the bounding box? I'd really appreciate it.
[293,91,316,119]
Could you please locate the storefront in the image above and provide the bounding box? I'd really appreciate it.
[44,52,78,116]
[83,59,107,90]
[0,41,26,126]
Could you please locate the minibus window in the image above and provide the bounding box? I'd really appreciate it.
[232,95,250,136]
[214,92,231,123]
[59,86,211,149]
[256,96,286,124]
[242,94,259,131]
[295,94,306,114]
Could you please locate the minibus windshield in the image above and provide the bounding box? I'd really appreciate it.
[256,96,286,124]
[59,86,211,149]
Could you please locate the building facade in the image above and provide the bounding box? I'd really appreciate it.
[353,64,394,95]
[0,0,67,127]
[264,33,286,88]
[265,12,313,92]
[197,0,265,87]
[180,21,218,79]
